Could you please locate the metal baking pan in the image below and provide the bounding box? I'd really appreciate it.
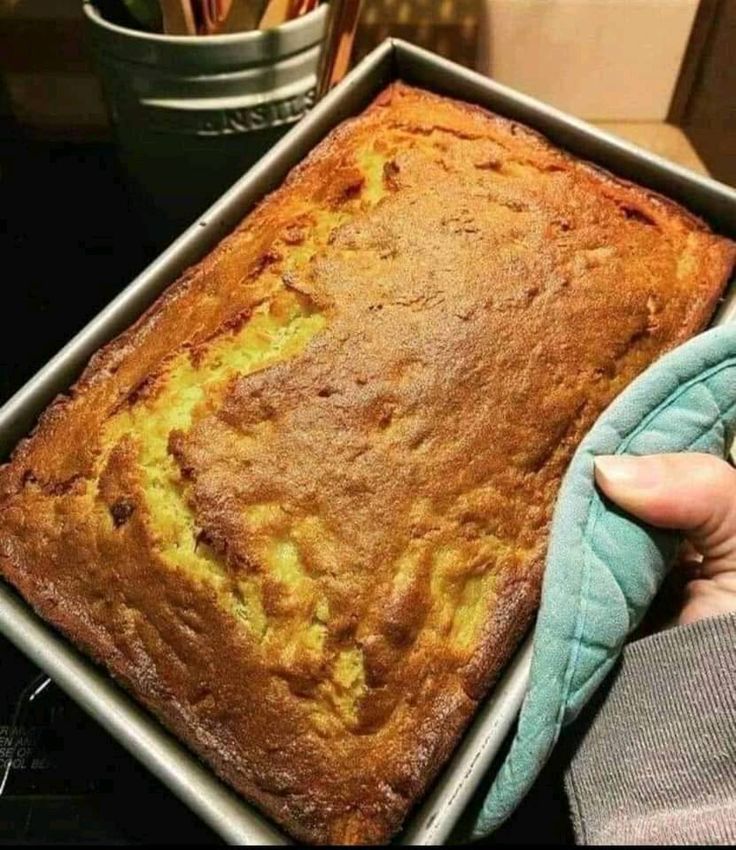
[1,38,735,846]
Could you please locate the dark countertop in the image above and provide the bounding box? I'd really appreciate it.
[0,138,156,407]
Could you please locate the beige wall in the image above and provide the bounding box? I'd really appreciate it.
[476,0,699,121]
[357,0,699,121]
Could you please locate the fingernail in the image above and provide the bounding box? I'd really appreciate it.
[594,455,660,489]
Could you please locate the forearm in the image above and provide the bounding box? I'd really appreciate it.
[565,613,736,845]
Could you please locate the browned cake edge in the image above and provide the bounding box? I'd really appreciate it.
[0,82,734,844]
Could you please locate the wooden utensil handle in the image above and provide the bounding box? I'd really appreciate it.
[259,0,292,29]
[291,0,319,16]
[160,0,196,34]
[200,0,234,34]
[316,0,363,99]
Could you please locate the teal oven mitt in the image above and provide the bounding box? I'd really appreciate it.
[472,323,736,838]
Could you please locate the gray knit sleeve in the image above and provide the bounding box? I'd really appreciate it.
[565,613,736,845]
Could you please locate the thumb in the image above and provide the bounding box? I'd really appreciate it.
[594,453,736,576]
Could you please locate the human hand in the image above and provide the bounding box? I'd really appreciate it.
[595,453,736,627]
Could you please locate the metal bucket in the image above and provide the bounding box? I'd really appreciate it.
[84,1,327,240]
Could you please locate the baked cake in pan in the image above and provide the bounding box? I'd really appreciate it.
[0,83,733,844]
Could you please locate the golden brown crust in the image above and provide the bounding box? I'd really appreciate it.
[0,83,733,844]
